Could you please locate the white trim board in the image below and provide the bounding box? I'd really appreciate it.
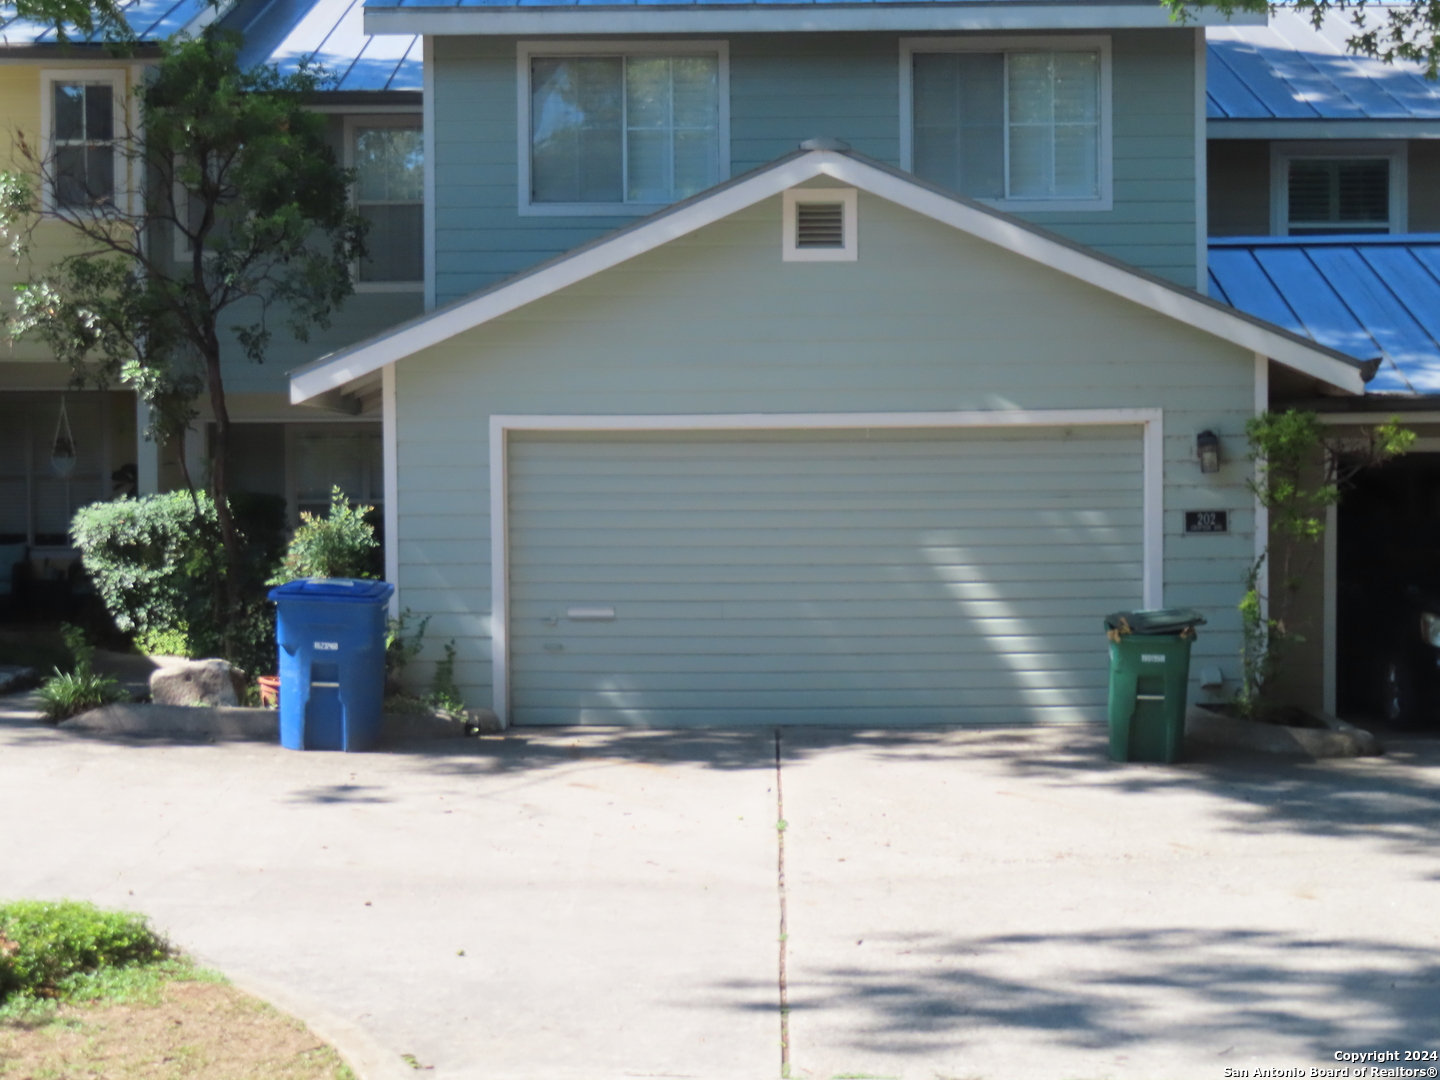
[290,149,1367,404]
[366,3,1262,36]
[487,407,1164,727]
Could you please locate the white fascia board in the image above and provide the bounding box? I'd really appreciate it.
[291,149,1365,402]
[365,4,1262,36]
[1209,119,1440,139]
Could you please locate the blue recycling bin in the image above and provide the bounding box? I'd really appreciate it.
[267,577,395,752]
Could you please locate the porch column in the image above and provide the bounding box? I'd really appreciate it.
[135,395,159,496]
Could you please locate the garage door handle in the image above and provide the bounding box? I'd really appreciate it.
[1135,694,1165,701]
[568,606,615,621]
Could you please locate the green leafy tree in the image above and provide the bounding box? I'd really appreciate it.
[1240,410,1414,717]
[1,0,133,46]
[0,27,366,657]
[1169,0,1440,78]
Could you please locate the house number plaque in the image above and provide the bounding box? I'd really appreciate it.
[1184,510,1229,534]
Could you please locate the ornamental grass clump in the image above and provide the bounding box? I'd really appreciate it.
[34,624,125,722]
[0,900,169,1008]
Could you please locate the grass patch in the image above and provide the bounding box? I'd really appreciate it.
[0,899,354,1079]
[0,974,357,1079]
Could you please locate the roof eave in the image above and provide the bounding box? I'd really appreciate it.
[364,2,1264,36]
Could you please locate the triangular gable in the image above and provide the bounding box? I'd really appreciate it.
[289,148,1369,403]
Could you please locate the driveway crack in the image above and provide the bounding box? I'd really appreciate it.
[775,728,790,1078]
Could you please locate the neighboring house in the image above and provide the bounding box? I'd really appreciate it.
[290,1,1375,728]
[0,0,424,611]
[0,2,207,575]
[1204,14,1440,722]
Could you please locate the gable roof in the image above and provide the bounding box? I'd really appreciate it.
[1207,8,1440,135]
[365,0,1259,37]
[230,0,421,92]
[1210,234,1440,395]
[290,147,1370,404]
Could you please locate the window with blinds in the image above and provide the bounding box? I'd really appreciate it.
[1287,158,1391,235]
[912,48,1104,204]
[529,52,722,207]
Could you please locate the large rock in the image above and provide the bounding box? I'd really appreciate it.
[149,659,247,707]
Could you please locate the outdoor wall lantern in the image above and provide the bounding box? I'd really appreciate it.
[1196,430,1221,475]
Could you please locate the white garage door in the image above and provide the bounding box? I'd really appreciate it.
[507,426,1144,726]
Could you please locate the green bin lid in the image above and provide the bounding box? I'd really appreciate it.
[1104,607,1207,635]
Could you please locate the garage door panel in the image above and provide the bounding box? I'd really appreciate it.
[509,427,1143,726]
[511,577,1140,603]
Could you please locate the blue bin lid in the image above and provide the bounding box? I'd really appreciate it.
[267,577,396,604]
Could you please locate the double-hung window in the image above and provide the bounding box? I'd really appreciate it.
[904,39,1111,210]
[43,71,124,210]
[1273,145,1406,235]
[349,118,424,286]
[520,42,728,214]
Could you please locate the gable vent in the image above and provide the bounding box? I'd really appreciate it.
[795,202,845,248]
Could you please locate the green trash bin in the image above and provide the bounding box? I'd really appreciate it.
[1104,608,1207,763]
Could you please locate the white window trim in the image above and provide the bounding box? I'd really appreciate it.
[781,187,858,262]
[346,113,425,293]
[487,407,1163,727]
[39,69,130,215]
[1269,141,1408,236]
[898,35,1113,213]
[516,38,731,217]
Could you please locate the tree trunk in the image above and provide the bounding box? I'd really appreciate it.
[202,343,244,658]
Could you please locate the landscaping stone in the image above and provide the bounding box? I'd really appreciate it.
[1185,704,1383,758]
[149,659,246,707]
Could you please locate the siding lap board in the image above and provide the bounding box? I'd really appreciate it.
[508,427,1143,726]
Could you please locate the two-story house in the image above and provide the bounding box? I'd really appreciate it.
[0,0,425,614]
[290,0,1371,727]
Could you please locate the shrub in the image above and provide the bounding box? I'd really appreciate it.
[34,624,125,722]
[0,900,169,1005]
[70,492,278,673]
[70,492,223,658]
[384,608,430,694]
[271,487,379,584]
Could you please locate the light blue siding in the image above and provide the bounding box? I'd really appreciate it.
[432,28,1200,304]
[394,190,1255,722]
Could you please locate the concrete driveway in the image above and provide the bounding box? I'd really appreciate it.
[3,697,1439,1080]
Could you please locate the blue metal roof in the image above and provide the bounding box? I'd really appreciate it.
[0,0,209,44]
[233,0,420,91]
[1210,235,1440,393]
[1208,10,1440,121]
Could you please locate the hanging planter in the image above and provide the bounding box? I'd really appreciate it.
[50,396,77,478]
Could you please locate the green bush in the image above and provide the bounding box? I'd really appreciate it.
[34,624,125,722]
[70,493,278,674]
[0,900,169,1005]
[70,492,223,658]
[270,486,379,583]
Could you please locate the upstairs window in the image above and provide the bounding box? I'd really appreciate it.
[45,74,123,210]
[351,120,423,286]
[1285,158,1392,235]
[521,43,728,214]
[905,39,1111,210]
